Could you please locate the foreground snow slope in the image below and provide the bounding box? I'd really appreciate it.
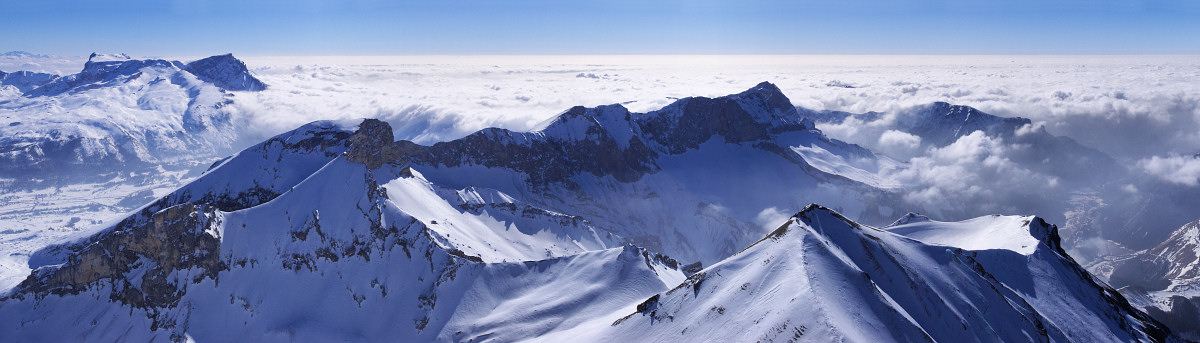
[585,205,1171,342]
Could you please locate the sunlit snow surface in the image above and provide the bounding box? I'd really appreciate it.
[887,214,1043,255]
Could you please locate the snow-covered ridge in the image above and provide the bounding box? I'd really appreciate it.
[87,52,131,63]
[591,205,1171,342]
[0,70,58,93]
[21,52,264,97]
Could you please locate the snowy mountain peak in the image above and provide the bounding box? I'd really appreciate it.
[888,212,931,226]
[794,203,864,228]
[602,203,1171,342]
[183,53,266,91]
[538,103,634,143]
[735,81,792,113]
[916,101,1032,141]
[87,52,131,63]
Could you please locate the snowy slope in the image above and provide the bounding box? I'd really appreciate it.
[886,214,1045,255]
[587,205,1172,342]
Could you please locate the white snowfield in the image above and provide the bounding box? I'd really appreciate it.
[887,214,1045,255]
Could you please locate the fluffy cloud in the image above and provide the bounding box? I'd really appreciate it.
[754,207,792,231]
[0,54,86,75]
[1139,154,1200,186]
[889,131,1060,217]
[876,130,922,160]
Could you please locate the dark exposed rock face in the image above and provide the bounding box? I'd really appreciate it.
[639,82,808,153]
[8,203,225,310]
[346,118,401,169]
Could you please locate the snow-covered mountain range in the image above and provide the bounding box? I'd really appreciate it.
[0,53,264,179]
[0,83,1184,341]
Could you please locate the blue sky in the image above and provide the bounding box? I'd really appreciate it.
[2,0,1197,55]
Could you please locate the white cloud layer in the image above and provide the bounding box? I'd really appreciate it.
[876,130,923,160]
[889,131,1060,216]
[1139,154,1200,186]
[226,55,1200,161]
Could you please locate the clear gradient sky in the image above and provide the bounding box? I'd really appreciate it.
[3,0,1198,56]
